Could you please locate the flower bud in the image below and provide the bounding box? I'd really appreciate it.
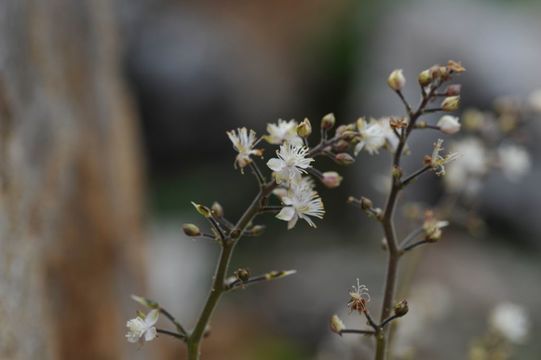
[297,118,312,138]
[418,69,432,86]
[249,224,266,236]
[437,115,461,134]
[447,60,465,73]
[211,201,224,217]
[131,294,160,309]
[441,96,460,112]
[394,299,409,317]
[322,172,343,188]
[387,69,406,91]
[392,165,402,180]
[182,223,201,237]
[234,268,250,282]
[334,153,355,166]
[445,84,461,96]
[360,197,373,210]
[332,140,350,152]
[191,202,212,218]
[330,315,346,335]
[321,113,336,129]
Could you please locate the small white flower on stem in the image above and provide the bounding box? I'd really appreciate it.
[226,128,262,171]
[354,118,387,155]
[489,302,529,344]
[422,210,449,242]
[276,178,324,229]
[267,143,314,185]
[429,139,460,176]
[497,144,531,182]
[125,309,159,344]
[347,279,370,313]
[437,115,461,134]
[264,119,303,145]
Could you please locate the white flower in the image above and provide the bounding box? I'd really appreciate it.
[267,143,314,185]
[498,144,531,182]
[444,138,488,195]
[379,117,401,152]
[354,118,387,155]
[437,115,461,134]
[264,119,303,145]
[276,178,324,229]
[489,302,529,344]
[226,128,262,171]
[125,309,159,344]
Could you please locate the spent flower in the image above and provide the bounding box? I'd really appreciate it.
[226,128,263,171]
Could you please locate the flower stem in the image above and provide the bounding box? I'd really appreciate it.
[375,81,443,360]
[186,183,276,360]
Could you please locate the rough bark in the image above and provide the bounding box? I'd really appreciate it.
[0,1,145,359]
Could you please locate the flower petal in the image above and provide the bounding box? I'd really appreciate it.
[354,142,365,156]
[145,327,157,342]
[276,206,295,222]
[145,309,160,327]
[267,158,285,172]
[287,215,299,230]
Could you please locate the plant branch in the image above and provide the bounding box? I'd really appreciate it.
[157,329,187,341]
[401,239,432,253]
[160,308,188,336]
[340,329,375,336]
[400,165,431,187]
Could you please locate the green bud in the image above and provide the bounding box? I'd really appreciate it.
[394,299,409,317]
[297,118,312,138]
[418,69,432,86]
[182,223,201,237]
[211,201,224,217]
[442,96,460,112]
[321,113,336,129]
[191,201,212,218]
[234,268,250,282]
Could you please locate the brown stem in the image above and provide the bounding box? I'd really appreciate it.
[375,81,444,360]
[187,182,276,359]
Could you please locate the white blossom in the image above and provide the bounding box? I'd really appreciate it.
[444,138,488,195]
[489,302,529,344]
[264,119,303,145]
[498,144,531,182]
[267,143,314,185]
[125,309,159,344]
[354,118,387,155]
[276,177,324,229]
[226,128,262,171]
[437,115,461,134]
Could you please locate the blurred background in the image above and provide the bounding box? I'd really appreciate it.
[1,0,541,359]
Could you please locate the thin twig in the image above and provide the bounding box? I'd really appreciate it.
[160,308,188,336]
[157,329,186,341]
[400,165,431,187]
[401,239,432,253]
[340,329,375,335]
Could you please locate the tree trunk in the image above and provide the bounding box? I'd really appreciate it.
[0,1,145,359]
